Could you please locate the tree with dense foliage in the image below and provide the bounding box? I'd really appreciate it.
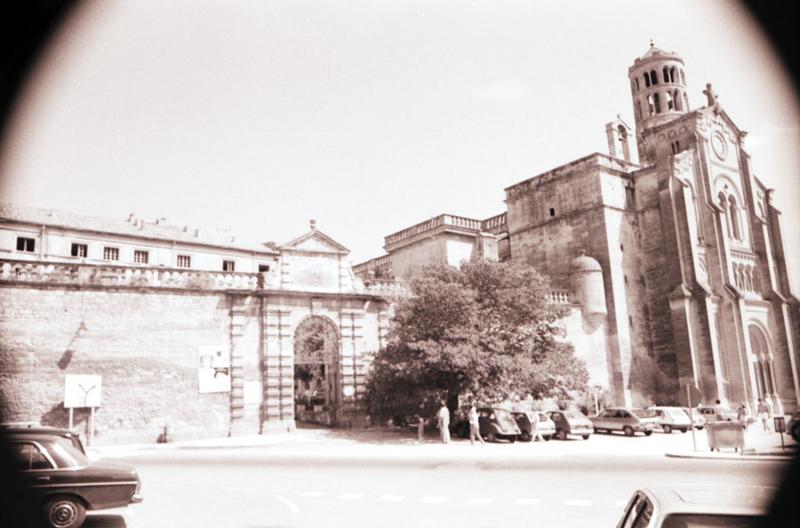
[365,259,589,423]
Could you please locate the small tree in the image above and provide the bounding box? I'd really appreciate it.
[365,259,589,423]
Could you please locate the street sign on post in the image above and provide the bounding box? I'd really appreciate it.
[64,374,102,446]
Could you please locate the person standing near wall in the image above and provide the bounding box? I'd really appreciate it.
[757,399,770,432]
[436,401,450,444]
[531,410,545,442]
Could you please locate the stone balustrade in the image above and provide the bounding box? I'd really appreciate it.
[481,212,507,232]
[0,259,267,291]
[547,289,572,304]
[363,279,408,298]
[384,214,484,247]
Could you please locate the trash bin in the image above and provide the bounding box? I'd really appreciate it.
[706,421,745,452]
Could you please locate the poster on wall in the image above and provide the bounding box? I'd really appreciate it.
[64,374,102,408]
[198,345,231,393]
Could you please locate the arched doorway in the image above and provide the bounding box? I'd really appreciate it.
[748,324,776,401]
[293,316,340,426]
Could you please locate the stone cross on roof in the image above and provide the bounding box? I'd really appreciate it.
[703,83,719,107]
[310,219,317,230]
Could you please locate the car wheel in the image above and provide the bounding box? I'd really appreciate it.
[644,430,653,436]
[557,429,567,441]
[663,425,672,434]
[520,432,532,442]
[509,435,517,443]
[543,435,552,441]
[582,434,590,440]
[623,426,634,437]
[680,428,687,433]
[44,495,86,528]
[486,432,496,443]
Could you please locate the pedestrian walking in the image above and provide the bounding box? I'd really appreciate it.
[436,401,451,444]
[530,410,545,442]
[468,403,484,445]
[757,398,770,433]
[713,399,726,421]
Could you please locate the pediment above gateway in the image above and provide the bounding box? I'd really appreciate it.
[280,229,350,255]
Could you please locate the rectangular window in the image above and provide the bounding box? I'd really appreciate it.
[70,243,88,257]
[16,237,36,252]
[258,264,271,272]
[177,254,191,268]
[222,260,236,272]
[103,247,119,261]
[134,250,149,264]
[549,207,556,217]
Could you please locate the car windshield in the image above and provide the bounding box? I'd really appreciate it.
[494,409,516,428]
[669,408,689,419]
[45,436,90,468]
[564,411,586,420]
[660,513,764,528]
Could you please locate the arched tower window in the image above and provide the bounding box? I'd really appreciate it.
[635,78,640,91]
[670,66,677,83]
[665,91,674,111]
[663,66,670,84]
[719,192,733,238]
[644,73,650,88]
[650,70,658,85]
[646,95,655,116]
[728,195,741,240]
[653,93,661,113]
[680,69,686,84]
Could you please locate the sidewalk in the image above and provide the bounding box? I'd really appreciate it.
[89,424,798,462]
[664,421,797,461]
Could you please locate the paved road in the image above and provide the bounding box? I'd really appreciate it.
[84,432,789,528]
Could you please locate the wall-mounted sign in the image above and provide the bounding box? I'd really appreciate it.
[64,374,102,408]
[198,345,230,393]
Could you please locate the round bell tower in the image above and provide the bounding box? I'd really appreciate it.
[628,42,690,135]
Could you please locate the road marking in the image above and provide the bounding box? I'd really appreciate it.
[514,498,542,506]
[466,497,494,506]
[565,499,593,507]
[300,491,326,498]
[338,492,365,500]
[273,494,300,515]
[378,494,406,502]
[421,495,449,504]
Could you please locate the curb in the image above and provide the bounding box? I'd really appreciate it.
[665,450,793,462]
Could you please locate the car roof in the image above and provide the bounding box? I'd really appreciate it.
[641,485,774,516]
[1,424,78,436]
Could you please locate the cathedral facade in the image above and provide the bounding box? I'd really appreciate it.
[355,44,800,414]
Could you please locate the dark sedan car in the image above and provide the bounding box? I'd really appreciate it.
[7,428,142,528]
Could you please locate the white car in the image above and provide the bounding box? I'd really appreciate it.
[649,406,692,434]
[616,485,774,528]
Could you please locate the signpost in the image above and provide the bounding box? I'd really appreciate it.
[64,374,102,446]
[774,415,786,451]
[678,384,703,452]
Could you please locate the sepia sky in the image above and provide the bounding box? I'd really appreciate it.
[1,0,798,290]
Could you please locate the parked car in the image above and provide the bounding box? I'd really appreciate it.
[1,422,87,454]
[6,426,142,528]
[696,404,738,423]
[649,406,692,433]
[512,411,555,441]
[615,485,773,527]
[546,410,593,440]
[590,407,658,436]
[477,407,521,442]
[680,407,706,430]
[788,410,800,443]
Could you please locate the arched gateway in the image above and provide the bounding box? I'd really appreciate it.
[293,315,341,426]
